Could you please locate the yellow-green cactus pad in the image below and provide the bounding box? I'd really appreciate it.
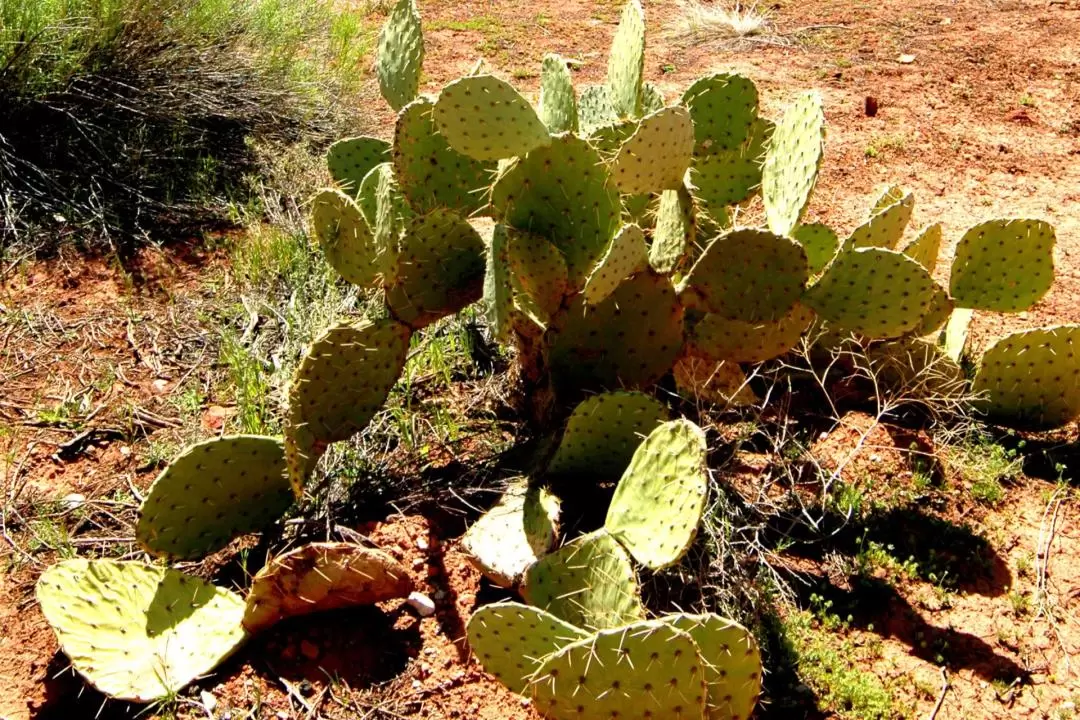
[539,54,578,134]
[606,0,646,119]
[845,190,913,250]
[36,560,247,702]
[688,117,771,218]
[583,223,649,306]
[871,184,906,214]
[612,106,695,194]
[762,91,824,236]
[792,223,840,276]
[310,189,379,288]
[942,307,974,362]
[681,73,759,154]
[949,219,1055,312]
[674,356,758,408]
[578,84,619,135]
[589,118,639,161]
[650,186,695,274]
[688,303,815,363]
[376,0,423,111]
[434,75,551,161]
[605,419,708,569]
[137,436,292,560]
[641,81,665,114]
[507,229,569,319]
[483,224,514,341]
[327,137,391,194]
[903,222,943,272]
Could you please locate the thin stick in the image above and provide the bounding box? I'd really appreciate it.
[928,667,949,720]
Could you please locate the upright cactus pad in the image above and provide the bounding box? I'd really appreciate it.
[612,107,695,194]
[376,0,423,111]
[942,307,974,362]
[539,54,579,133]
[662,613,763,720]
[137,436,292,560]
[846,190,914,250]
[327,137,391,194]
[871,184,906,214]
[792,223,840,275]
[972,325,1080,429]
[675,356,758,407]
[689,303,815,363]
[547,391,668,480]
[467,602,588,694]
[911,284,954,337]
[37,560,247,702]
[285,317,410,493]
[641,81,665,113]
[393,97,496,215]
[607,0,646,119]
[243,542,415,634]
[903,222,943,272]
[762,91,825,236]
[373,162,410,284]
[949,219,1055,312]
[386,208,485,328]
[356,161,386,229]
[578,84,619,134]
[649,186,694,274]
[506,229,569,318]
[530,620,708,720]
[493,135,621,289]
[683,228,809,323]
[484,224,514,340]
[688,117,770,214]
[311,189,379,288]
[804,247,936,339]
[682,73,759,154]
[549,271,685,393]
[461,480,561,587]
[583,223,649,305]
[434,75,552,161]
[523,531,645,630]
[605,419,708,569]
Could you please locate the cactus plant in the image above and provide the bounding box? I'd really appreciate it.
[434,75,552,161]
[949,219,1055,312]
[611,106,695,194]
[327,137,391,194]
[376,0,423,111]
[606,0,646,119]
[845,189,914,250]
[792,222,840,275]
[538,54,579,133]
[546,391,668,479]
[762,91,825,236]
[583,223,649,305]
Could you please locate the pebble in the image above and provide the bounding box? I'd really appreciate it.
[407,591,437,617]
[62,493,86,510]
[199,690,217,711]
[417,537,430,551]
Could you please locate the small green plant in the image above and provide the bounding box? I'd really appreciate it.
[1008,589,1031,616]
[948,432,1022,506]
[1019,93,1036,107]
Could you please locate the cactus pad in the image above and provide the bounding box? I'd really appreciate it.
[650,187,694,274]
[311,189,379,288]
[539,54,578,133]
[804,247,936,339]
[846,190,913,250]
[137,436,292,560]
[393,97,496,215]
[972,325,1080,429]
[871,184,906,214]
[327,137,391,194]
[605,419,708,569]
[530,620,708,720]
[612,107,695,194]
[386,209,485,328]
[492,135,621,289]
[911,284,954,337]
[578,84,619,134]
[467,602,588,694]
[949,219,1055,312]
[641,81,665,113]
[523,531,645,630]
[902,222,943,272]
[484,224,514,341]
[689,303,815,363]
[607,0,646,119]
[549,271,685,393]
[506,229,569,318]
[682,73,759,154]
[36,560,247,702]
[943,308,974,362]
[376,0,423,111]
[762,91,825,236]
[662,613,763,720]
[588,118,639,161]
[683,228,809,323]
[461,480,561,587]
[688,118,768,215]
[243,542,414,633]
[547,391,668,480]
[583,223,649,305]
[675,356,758,407]
[434,75,551,161]
[792,222,840,275]
[356,162,386,230]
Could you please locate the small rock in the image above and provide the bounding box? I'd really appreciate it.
[407,591,437,617]
[152,379,169,393]
[898,54,916,64]
[416,537,430,551]
[200,690,217,712]
[864,96,879,117]
[432,589,447,601]
[412,679,423,690]
[62,493,86,510]
[1061,701,1076,712]
[119,445,131,457]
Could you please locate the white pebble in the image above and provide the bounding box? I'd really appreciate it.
[407,591,437,617]
[62,493,86,510]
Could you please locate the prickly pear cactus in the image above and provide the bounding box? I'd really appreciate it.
[539,54,579,133]
[792,222,839,275]
[688,303,815,364]
[36,560,247,702]
[506,229,569,319]
[606,0,646,119]
[583,223,649,305]
[327,137,391,194]
[683,73,759,153]
[903,222,943,272]
[483,224,514,341]
[243,542,415,633]
[649,186,694,274]
[612,106,695,194]
[675,356,758,408]
[376,0,423,111]
[547,391,668,479]
[467,602,588,693]
[434,75,551,161]
[949,219,1055,312]
[310,189,379,288]
[762,91,825,236]
[137,435,293,560]
[845,188,913,251]
[689,117,771,215]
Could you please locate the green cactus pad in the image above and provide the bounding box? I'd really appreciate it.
[681,73,759,154]
[606,0,646,119]
[530,620,708,720]
[911,284,954,337]
[612,106,695,194]
[641,81,665,113]
[689,303,815,363]
[492,134,621,290]
[434,75,551,161]
[511,272,554,330]
[467,602,588,694]
[36,560,247,702]
[310,189,379,288]
[356,161,386,229]
[683,228,809,323]
[605,419,708,569]
[578,84,619,135]
[902,223,943,272]
[942,308,974,362]
[805,247,936,339]
[588,118,639,161]
[386,209,485,328]
[549,271,685,393]
[375,163,415,284]
[376,0,423,111]
[137,436,292,561]
[662,613,763,720]
[762,91,825,236]
[688,143,764,215]
[547,391,668,480]
[523,530,645,630]
[650,187,694,274]
[539,54,579,134]
[846,190,913,250]
[792,222,840,275]
[327,137,391,194]
[871,184,906,214]
[507,229,569,318]
[972,325,1080,429]
[393,97,497,215]
[949,219,1055,312]
[243,542,414,633]
[285,317,410,493]
[583,223,649,305]
[484,224,514,341]
[674,357,758,407]
[461,480,561,588]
